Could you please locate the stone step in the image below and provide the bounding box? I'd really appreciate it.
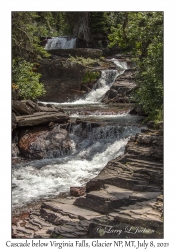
[125,145,163,161]
[109,199,163,232]
[40,207,80,225]
[41,200,103,221]
[86,174,161,193]
[125,157,163,168]
[74,185,161,213]
[51,220,91,238]
[34,227,54,238]
[12,225,34,238]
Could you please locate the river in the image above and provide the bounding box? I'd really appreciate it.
[12,59,144,211]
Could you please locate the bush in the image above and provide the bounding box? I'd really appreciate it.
[68,55,99,67]
[12,59,46,100]
[83,71,100,84]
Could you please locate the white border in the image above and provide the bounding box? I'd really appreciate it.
[1,1,175,249]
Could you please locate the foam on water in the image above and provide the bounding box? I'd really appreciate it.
[12,124,141,208]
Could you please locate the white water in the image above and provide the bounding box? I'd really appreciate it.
[12,58,142,209]
[45,37,77,50]
[12,124,141,208]
[109,58,128,70]
[76,70,120,104]
[39,60,125,106]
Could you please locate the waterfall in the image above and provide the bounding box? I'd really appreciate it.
[12,58,141,210]
[82,70,120,103]
[12,122,141,208]
[62,59,126,104]
[45,37,77,50]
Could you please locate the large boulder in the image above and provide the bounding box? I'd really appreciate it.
[18,125,72,159]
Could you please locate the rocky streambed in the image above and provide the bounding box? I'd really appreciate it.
[12,120,163,239]
[12,54,163,239]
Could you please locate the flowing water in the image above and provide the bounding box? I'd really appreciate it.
[45,37,77,50]
[12,59,143,210]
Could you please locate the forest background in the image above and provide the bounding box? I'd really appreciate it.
[12,11,163,121]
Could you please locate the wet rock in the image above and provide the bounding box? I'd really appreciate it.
[129,105,146,116]
[70,187,86,197]
[18,125,72,159]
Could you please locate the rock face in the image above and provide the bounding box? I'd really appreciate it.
[38,57,86,102]
[86,128,163,193]
[18,125,72,159]
[12,127,163,239]
[102,69,137,104]
[47,48,103,58]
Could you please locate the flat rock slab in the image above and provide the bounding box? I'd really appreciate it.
[16,112,69,127]
[42,201,103,221]
[87,185,161,201]
[74,185,161,213]
[110,198,163,231]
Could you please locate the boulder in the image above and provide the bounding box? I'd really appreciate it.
[18,125,72,159]
[70,187,86,197]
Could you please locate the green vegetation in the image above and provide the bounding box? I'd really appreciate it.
[12,12,163,121]
[12,59,45,100]
[109,12,163,121]
[83,71,100,84]
[68,55,100,67]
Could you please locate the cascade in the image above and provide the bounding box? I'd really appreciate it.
[45,37,77,50]
[12,122,141,208]
[12,58,143,210]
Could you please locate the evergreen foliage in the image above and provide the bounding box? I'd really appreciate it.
[12,11,163,121]
[90,12,110,35]
[109,12,163,121]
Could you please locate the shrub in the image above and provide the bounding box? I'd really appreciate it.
[68,55,99,67]
[83,71,100,84]
[12,59,46,100]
